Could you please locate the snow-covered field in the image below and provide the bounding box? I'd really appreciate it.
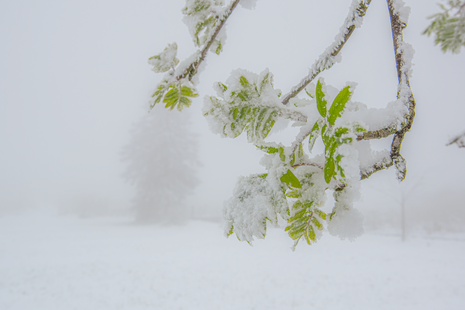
[0,213,464,310]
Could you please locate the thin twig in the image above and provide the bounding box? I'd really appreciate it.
[176,0,241,82]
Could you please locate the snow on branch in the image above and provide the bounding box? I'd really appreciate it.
[281,0,372,106]
[148,0,241,111]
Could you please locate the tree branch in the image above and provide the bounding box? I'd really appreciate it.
[281,0,372,105]
[356,126,397,141]
[387,0,416,167]
[176,0,241,82]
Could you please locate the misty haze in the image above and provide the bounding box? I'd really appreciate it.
[1,0,464,309]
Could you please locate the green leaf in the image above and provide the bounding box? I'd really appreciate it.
[258,72,271,94]
[162,84,199,111]
[336,154,345,178]
[279,147,286,162]
[308,121,321,152]
[240,76,250,86]
[256,145,279,154]
[316,79,327,117]
[328,86,352,125]
[280,169,302,189]
[324,156,335,184]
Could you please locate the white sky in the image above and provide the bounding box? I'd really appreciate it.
[1,0,464,219]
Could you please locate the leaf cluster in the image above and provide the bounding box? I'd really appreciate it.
[424,0,465,53]
[203,71,282,142]
[151,81,199,111]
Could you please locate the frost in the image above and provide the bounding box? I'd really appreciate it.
[336,144,360,182]
[148,43,179,73]
[223,175,288,243]
[398,42,415,79]
[392,0,411,25]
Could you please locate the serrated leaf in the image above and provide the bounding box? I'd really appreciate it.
[162,84,199,111]
[280,169,302,189]
[314,209,327,221]
[328,86,352,125]
[316,80,327,117]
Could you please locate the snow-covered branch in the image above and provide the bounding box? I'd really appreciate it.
[176,0,241,82]
[386,0,416,181]
[281,0,372,106]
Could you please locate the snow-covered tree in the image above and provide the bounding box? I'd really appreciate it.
[122,107,199,223]
[147,0,417,249]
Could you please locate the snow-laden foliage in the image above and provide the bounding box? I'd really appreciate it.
[206,68,411,248]
[146,0,417,249]
[148,43,179,73]
[424,0,465,53]
[122,108,199,223]
[148,0,241,112]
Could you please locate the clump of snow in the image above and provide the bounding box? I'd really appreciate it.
[148,43,179,73]
[174,51,201,78]
[337,144,360,182]
[328,206,364,240]
[398,42,415,79]
[223,174,288,243]
[392,0,411,25]
[239,0,259,10]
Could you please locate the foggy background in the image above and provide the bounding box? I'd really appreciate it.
[1,0,464,233]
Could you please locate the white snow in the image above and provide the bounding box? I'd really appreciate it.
[1,213,464,310]
[239,0,259,10]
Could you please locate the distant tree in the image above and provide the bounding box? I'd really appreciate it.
[122,107,199,223]
[147,0,417,249]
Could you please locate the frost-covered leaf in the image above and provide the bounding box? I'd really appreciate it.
[308,120,322,153]
[148,43,179,73]
[182,0,226,50]
[223,174,288,243]
[285,200,326,248]
[203,69,285,143]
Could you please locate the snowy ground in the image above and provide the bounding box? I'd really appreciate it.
[0,213,464,310]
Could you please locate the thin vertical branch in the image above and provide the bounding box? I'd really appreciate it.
[386,0,416,163]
